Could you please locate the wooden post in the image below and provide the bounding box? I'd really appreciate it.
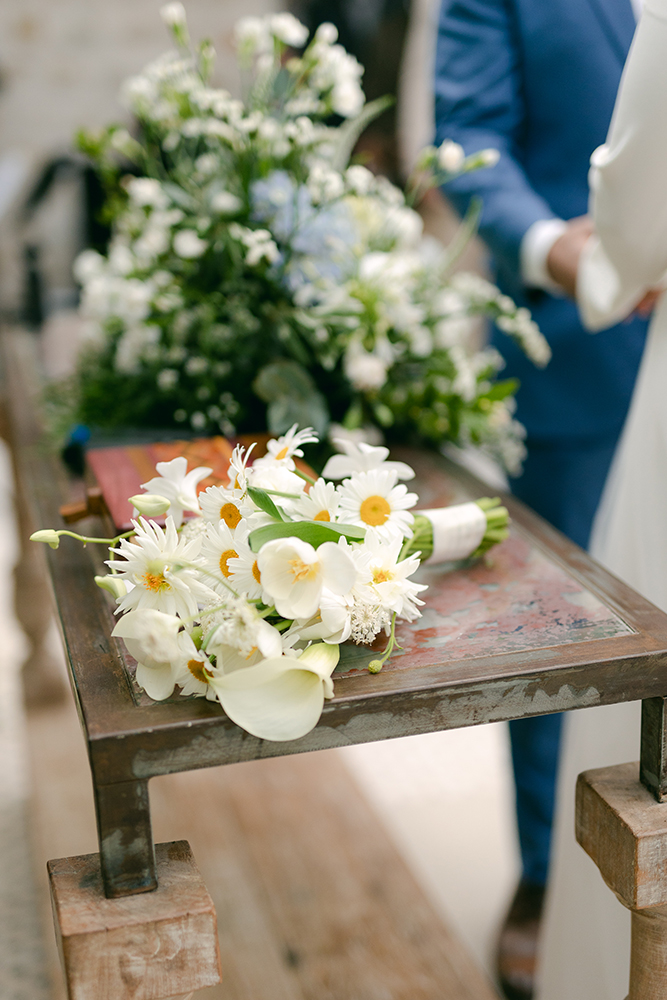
[576,761,667,999]
[48,840,222,1000]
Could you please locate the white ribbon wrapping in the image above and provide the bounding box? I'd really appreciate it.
[418,502,487,565]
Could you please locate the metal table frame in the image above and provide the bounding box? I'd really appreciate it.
[6,327,667,900]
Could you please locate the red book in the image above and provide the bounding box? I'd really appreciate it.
[87,433,313,530]
[87,436,237,530]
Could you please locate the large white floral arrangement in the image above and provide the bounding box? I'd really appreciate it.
[68,3,550,473]
[33,425,509,742]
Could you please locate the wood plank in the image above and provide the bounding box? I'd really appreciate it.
[48,841,221,1000]
[27,689,498,1000]
[576,761,667,910]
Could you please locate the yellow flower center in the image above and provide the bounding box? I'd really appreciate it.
[373,567,393,584]
[219,549,238,578]
[275,445,289,460]
[289,557,319,583]
[187,659,208,683]
[220,502,242,529]
[313,509,330,522]
[252,560,261,584]
[359,495,391,526]
[142,571,170,593]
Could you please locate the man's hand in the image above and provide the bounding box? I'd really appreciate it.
[546,215,594,298]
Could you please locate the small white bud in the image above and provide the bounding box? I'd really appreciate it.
[129,494,172,517]
[315,22,338,44]
[478,148,500,168]
[30,529,60,549]
[160,2,186,28]
[94,575,129,600]
[437,140,465,173]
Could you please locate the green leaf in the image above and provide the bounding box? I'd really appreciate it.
[248,520,366,552]
[246,486,285,522]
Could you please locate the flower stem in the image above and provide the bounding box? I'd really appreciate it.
[293,468,317,486]
[367,613,402,673]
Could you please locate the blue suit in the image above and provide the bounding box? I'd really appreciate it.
[435,0,648,886]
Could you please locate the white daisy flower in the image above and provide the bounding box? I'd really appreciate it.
[352,533,426,622]
[336,468,418,541]
[172,639,217,700]
[109,516,213,619]
[199,484,253,530]
[200,520,251,595]
[227,542,269,604]
[288,478,340,522]
[322,438,415,481]
[253,424,319,472]
[141,456,212,527]
[257,536,356,620]
[247,462,306,498]
[227,442,255,493]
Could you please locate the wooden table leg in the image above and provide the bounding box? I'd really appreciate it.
[94,779,157,897]
[576,761,667,1000]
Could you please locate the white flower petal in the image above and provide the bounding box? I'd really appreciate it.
[210,657,326,741]
[135,660,177,700]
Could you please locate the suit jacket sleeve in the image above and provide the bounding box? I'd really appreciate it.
[578,0,667,330]
[434,0,559,285]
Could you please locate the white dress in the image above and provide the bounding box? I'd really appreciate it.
[539,1,667,996]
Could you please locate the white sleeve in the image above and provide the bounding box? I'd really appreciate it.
[520,218,568,294]
[577,0,667,331]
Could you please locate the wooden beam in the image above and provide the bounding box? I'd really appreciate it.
[48,840,221,1000]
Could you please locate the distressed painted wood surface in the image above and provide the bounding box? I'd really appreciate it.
[48,840,221,1000]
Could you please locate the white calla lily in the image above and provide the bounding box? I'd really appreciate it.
[129,493,171,517]
[208,643,339,741]
[94,574,129,600]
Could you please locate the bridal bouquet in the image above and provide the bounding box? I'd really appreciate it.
[32,425,509,742]
[66,4,550,474]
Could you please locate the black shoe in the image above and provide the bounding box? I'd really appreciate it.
[496,880,546,1000]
